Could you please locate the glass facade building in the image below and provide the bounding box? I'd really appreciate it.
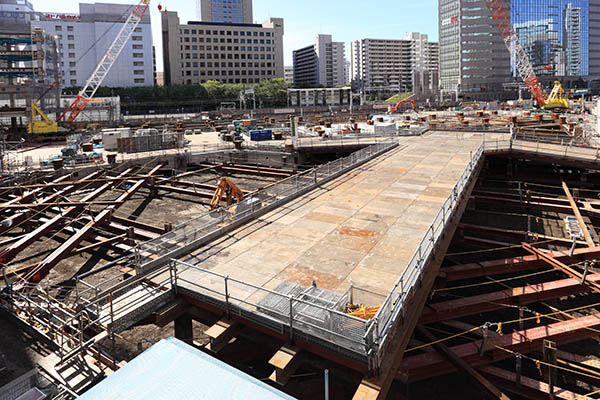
[198,0,253,24]
[511,0,590,77]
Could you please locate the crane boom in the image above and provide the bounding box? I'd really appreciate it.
[484,0,546,107]
[58,0,150,122]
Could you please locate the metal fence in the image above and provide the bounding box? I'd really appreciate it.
[364,143,486,369]
[135,138,400,273]
[172,260,369,358]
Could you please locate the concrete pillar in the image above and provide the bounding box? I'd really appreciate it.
[174,315,193,345]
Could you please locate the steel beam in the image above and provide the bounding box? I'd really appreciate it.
[562,181,595,247]
[25,165,162,284]
[522,243,600,294]
[422,273,600,324]
[442,246,600,282]
[459,223,587,247]
[0,170,114,263]
[478,366,588,400]
[399,313,600,383]
[417,326,511,400]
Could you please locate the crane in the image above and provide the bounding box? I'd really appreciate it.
[484,0,547,107]
[56,0,151,123]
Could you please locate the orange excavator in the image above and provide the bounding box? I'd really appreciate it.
[210,178,245,210]
[388,97,416,113]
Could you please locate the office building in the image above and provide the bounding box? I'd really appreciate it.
[438,0,599,100]
[0,0,35,33]
[293,34,346,87]
[161,11,284,85]
[284,66,293,85]
[438,0,511,100]
[351,33,439,96]
[33,2,154,88]
[198,0,253,24]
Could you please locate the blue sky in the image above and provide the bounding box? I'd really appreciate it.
[32,0,439,71]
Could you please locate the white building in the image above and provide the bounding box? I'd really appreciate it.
[293,34,346,87]
[351,33,439,96]
[284,66,294,85]
[33,2,154,88]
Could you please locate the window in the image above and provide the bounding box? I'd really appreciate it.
[67,26,74,31]
[67,35,74,40]
[55,26,62,31]
[132,36,142,41]
[134,78,145,83]
[133,44,143,49]
[68,53,75,58]
[69,71,76,76]
[134,70,144,75]
[134,27,142,32]
[133,61,144,66]
[70,79,77,85]
[69,61,76,67]
[68,44,74,49]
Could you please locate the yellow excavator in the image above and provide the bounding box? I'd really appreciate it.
[543,81,570,110]
[27,82,59,134]
[210,178,245,210]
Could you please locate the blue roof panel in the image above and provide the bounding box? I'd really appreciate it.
[79,337,297,400]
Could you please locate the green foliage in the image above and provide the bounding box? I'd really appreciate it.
[81,78,290,110]
[385,92,414,104]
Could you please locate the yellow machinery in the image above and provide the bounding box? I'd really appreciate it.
[543,81,570,110]
[210,178,245,210]
[27,100,58,134]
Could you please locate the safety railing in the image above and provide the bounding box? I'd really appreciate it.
[172,260,369,357]
[134,138,399,273]
[364,143,486,369]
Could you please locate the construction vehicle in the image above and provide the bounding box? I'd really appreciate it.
[388,97,416,113]
[485,0,570,110]
[29,0,152,135]
[544,81,570,109]
[210,178,245,210]
[27,82,59,134]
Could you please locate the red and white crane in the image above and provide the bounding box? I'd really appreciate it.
[57,0,151,122]
[484,0,547,107]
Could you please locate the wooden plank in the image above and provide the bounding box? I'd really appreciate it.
[562,180,595,247]
[268,344,303,386]
[204,317,238,353]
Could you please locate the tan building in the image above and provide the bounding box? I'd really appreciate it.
[161,11,284,86]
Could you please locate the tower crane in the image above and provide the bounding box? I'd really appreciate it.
[484,0,569,109]
[56,0,151,123]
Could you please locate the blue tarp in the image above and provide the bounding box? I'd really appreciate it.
[78,337,297,400]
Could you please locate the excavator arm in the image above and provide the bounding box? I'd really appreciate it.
[388,98,415,113]
[210,178,245,210]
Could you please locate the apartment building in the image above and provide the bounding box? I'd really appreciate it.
[293,34,346,87]
[198,0,253,24]
[33,2,153,88]
[351,33,439,95]
[284,66,293,85]
[161,11,284,85]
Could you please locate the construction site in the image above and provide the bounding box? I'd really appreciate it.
[4,0,600,400]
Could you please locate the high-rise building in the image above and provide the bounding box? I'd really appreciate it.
[438,0,599,100]
[33,2,154,88]
[199,0,253,24]
[438,0,511,100]
[0,0,35,33]
[351,33,439,96]
[161,11,284,85]
[293,34,346,87]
